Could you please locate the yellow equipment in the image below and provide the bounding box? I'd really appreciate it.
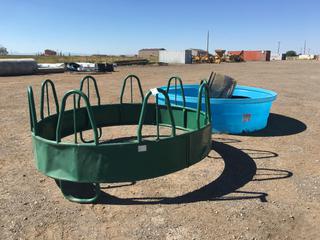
[192,53,215,63]
[214,49,226,64]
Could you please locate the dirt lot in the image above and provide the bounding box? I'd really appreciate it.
[0,61,319,240]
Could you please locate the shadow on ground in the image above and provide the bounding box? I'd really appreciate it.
[235,113,307,137]
[95,141,292,205]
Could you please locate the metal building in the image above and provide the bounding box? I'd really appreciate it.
[138,48,165,60]
[189,48,208,57]
[44,49,57,56]
[159,50,192,64]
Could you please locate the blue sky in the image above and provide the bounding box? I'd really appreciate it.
[0,0,319,55]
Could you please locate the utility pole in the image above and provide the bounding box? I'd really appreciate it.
[206,30,209,54]
[277,41,281,55]
[303,40,306,54]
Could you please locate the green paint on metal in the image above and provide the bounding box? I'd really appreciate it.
[28,76,212,203]
[57,180,101,203]
[166,76,186,107]
[197,82,211,129]
[79,75,101,105]
[166,76,187,128]
[137,88,176,143]
[27,86,37,134]
[56,89,99,145]
[120,74,144,104]
[78,75,102,143]
[40,79,59,120]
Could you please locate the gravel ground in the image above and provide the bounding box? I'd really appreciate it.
[0,61,319,240]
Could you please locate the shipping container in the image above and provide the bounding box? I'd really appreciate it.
[228,50,271,61]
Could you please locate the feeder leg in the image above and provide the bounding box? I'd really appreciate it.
[56,180,101,203]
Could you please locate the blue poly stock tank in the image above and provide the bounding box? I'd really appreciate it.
[160,84,277,134]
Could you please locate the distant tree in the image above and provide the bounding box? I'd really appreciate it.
[0,45,8,55]
[286,50,297,57]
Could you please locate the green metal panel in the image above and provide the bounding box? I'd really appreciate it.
[33,133,191,183]
[33,103,211,181]
[188,124,212,165]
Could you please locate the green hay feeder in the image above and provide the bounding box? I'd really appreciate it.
[27,75,212,203]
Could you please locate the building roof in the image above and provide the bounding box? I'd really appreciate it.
[188,48,207,52]
[139,48,166,51]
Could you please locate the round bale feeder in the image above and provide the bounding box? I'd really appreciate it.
[27,75,212,203]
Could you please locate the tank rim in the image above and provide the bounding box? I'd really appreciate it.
[163,84,277,104]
